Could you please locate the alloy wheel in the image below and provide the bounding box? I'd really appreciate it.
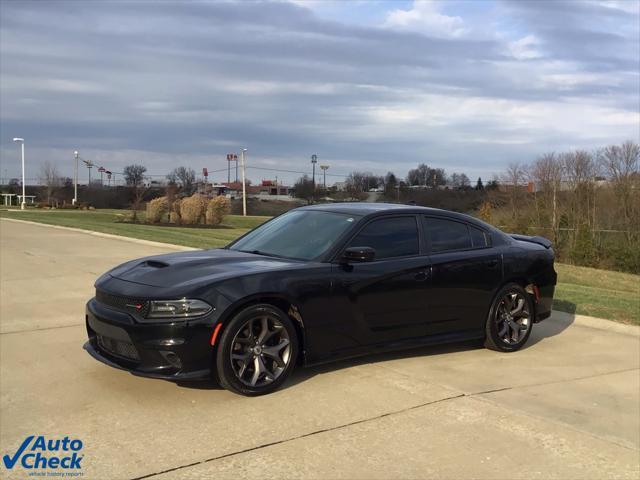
[495,291,531,345]
[230,315,291,387]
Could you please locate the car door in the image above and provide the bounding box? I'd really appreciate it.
[328,215,430,349]
[422,216,502,336]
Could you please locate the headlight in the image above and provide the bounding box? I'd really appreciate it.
[146,299,213,320]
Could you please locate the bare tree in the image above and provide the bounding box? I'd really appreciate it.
[39,161,62,205]
[502,162,527,224]
[530,153,563,242]
[450,172,470,189]
[167,166,196,195]
[407,164,446,187]
[124,164,148,221]
[293,175,315,204]
[601,141,640,242]
[345,171,376,199]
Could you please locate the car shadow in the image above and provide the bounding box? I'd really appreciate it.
[174,306,577,392]
[525,305,576,348]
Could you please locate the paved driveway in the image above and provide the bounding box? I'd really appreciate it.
[1,219,638,479]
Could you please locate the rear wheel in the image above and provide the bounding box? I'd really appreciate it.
[485,283,533,352]
[216,304,298,396]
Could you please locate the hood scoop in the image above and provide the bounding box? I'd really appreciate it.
[142,260,170,269]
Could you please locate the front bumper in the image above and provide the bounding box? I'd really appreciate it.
[85,298,214,380]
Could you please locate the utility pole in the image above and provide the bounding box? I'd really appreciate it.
[73,151,79,204]
[235,154,238,183]
[241,149,247,216]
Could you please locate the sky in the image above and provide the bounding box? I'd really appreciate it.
[0,0,638,186]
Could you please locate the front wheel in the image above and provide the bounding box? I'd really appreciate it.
[484,284,534,352]
[216,304,299,396]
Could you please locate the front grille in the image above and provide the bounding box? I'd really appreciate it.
[96,290,150,317]
[97,334,140,361]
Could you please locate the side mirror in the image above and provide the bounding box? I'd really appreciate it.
[341,246,375,263]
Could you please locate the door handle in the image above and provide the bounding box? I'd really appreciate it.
[486,259,498,269]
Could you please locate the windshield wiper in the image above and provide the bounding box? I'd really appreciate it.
[238,249,289,259]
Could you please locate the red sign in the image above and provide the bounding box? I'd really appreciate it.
[98,166,105,173]
[203,168,208,177]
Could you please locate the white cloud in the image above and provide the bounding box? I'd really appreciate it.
[508,35,543,60]
[384,0,465,38]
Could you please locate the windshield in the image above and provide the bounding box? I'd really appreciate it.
[229,210,359,260]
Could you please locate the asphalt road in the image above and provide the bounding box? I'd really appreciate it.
[1,218,639,479]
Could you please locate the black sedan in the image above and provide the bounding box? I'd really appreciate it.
[84,203,556,396]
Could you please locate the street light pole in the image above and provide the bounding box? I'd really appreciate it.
[82,159,94,203]
[13,138,25,209]
[241,149,247,216]
[73,150,79,205]
[311,154,318,189]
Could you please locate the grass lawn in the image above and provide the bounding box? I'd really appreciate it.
[2,208,638,324]
[0,208,268,249]
[553,264,639,325]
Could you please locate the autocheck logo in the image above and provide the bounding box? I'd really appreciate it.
[3,435,84,474]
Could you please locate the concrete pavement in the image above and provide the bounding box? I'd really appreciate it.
[1,219,639,479]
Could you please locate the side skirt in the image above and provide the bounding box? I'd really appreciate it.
[303,329,485,368]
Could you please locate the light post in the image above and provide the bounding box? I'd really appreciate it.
[73,150,79,204]
[98,166,105,186]
[240,149,247,216]
[82,159,94,202]
[12,138,25,209]
[311,154,318,189]
[320,164,330,190]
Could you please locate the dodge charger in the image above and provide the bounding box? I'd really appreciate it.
[84,203,556,396]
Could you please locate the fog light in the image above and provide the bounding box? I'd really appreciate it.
[161,351,182,368]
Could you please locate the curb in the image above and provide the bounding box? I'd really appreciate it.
[0,217,199,251]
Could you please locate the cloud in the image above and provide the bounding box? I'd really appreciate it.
[0,0,638,185]
[508,35,542,60]
[384,0,466,38]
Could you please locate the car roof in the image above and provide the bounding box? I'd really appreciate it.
[297,202,507,237]
[299,202,442,216]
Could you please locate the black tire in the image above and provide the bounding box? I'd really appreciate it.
[484,283,534,352]
[216,304,299,396]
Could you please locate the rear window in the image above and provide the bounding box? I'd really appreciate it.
[424,217,472,253]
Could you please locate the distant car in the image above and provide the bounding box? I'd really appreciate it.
[84,203,556,396]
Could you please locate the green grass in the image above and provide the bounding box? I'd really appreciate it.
[0,208,268,249]
[553,264,639,325]
[2,208,638,324]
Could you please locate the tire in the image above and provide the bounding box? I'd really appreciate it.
[484,283,534,352]
[216,304,299,396]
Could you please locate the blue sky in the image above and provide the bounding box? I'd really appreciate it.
[1,0,638,185]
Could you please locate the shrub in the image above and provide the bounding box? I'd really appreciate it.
[180,193,207,225]
[169,199,182,224]
[206,196,231,225]
[478,201,492,223]
[146,196,169,224]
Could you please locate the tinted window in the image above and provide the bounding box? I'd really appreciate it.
[470,226,489,248]
[229,210,360,260]
[425,217,472,253]
[348,217,419,260]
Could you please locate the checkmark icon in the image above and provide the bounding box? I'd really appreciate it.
[3,436,34,469]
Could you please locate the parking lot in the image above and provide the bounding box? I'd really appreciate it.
[1,218,639,479]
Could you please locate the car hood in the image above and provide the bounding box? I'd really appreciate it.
[106,249,301,289]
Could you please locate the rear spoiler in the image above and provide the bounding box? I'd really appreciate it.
[509,234,552,249]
